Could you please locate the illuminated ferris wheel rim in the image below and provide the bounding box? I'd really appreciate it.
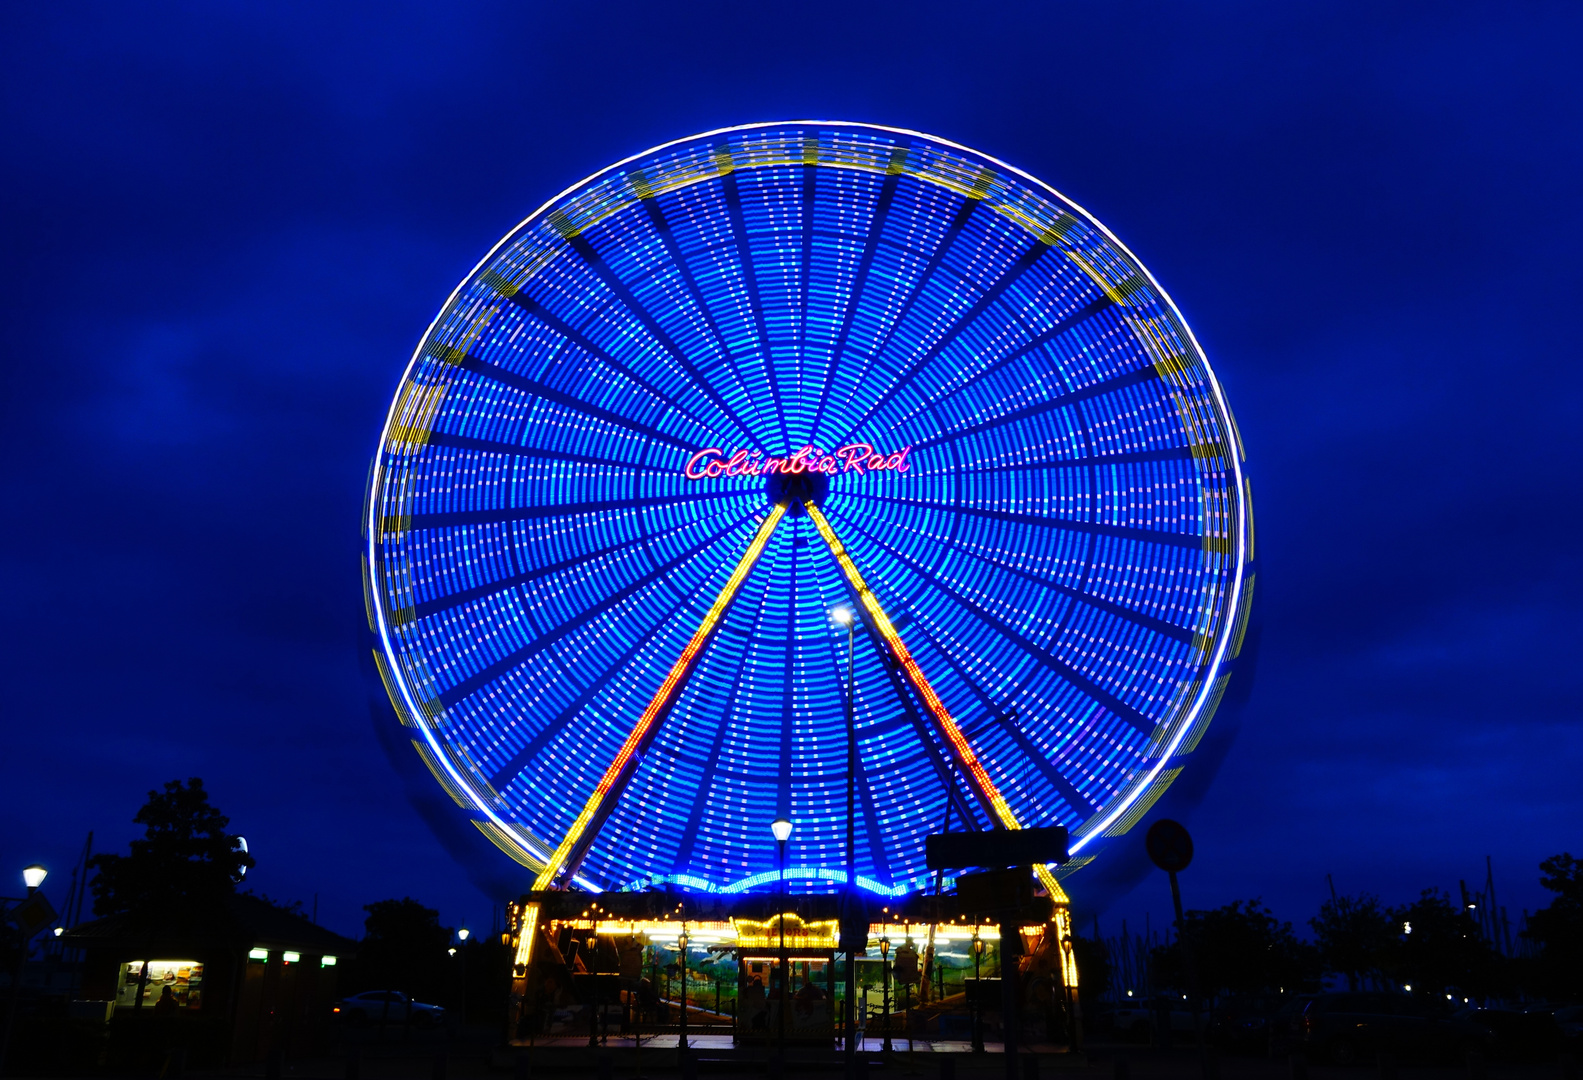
[365,120,1252,892]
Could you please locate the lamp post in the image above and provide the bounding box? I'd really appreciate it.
[454,928,470,1027]
[879,936,891,1053]
[770,817,793,1060]
[677,927,689,1053]
[831,604,857,1071]
[3,865,48,1079]
[971,931,986,1054]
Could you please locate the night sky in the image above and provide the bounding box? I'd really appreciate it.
[4,2,1579,942]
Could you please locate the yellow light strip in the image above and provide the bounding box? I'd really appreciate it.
[533,503,788,893]
[512,902,540,973]
[806,502,1067,903]
[510,506,792,974]
[516,506,787,968]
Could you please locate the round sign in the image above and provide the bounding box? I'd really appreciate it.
[1144,818,1193,873]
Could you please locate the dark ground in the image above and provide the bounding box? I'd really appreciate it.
[102,1028,1575,1080]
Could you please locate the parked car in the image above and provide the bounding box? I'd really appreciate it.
[1209,997,1287,1055]
[1453,1007,1560,1062]
[1087,1003,1154,1041]
[1265,994,1319,1055]
[332,990,447,1026]
[1273,992,1456,1064]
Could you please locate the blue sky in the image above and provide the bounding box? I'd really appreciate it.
[3,1,1579,940]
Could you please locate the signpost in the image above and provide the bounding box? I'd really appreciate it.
[925,826,1068,872]
[1145,820,1212,1077]
[5,894,56,941]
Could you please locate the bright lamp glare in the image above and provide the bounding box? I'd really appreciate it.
[458,928,470,940]
[22,865,47,889]
[770,818,794,843]
[831,606,854,626]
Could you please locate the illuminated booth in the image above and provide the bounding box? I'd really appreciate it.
[363,122,1253,1047]
[62,894,355,1065]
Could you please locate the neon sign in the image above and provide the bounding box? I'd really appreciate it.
[682,443,913,481]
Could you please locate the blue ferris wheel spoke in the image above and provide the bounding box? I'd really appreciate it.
[824,503,1162,739]
[842,191,980,372]
[631,194,782,442]
[906,363,1164,452]
[844,488,1202,551]
[589,526,807,885]
[497,290,746,446]
[538,505,789,888]
[862,291,1117,443]
[844,601,992,832]
[561,231,766,446]
[839,239,1051,441]
[432,507,765,707]
[838,504,1196,645]
[659,601,763,874]
[439,347,692,450]
[717,167,788,451]
[952,445,1196,473]
[806,155,907,445]
[423,428,673,472]
[894,615,1104,822]
[408,500,754,623]
[405,489,745,532]
[775,532,798,818]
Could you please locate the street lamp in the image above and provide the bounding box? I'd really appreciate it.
[457,927,470,941]
[830,604,857,1067]
[971,931,986,1054]
[879,936,892,1052]
[770,817,793,1060]
[22,865,46,893]
[677,926,690,1053]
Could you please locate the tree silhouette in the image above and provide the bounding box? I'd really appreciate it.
[1153,899,1319,997]
[1309,893,1393,991]
[346,897,453,1002]
[1522,852,1583,997]
[88,778,253,917]
[1383,889,1497,998]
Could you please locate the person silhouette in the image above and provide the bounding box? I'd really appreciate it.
[743,975,768,1032]
[153,985,178,1016]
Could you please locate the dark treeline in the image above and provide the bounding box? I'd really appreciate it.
[1072,853,1583,1009]
[69,779,510,1024]
[336,896,513,1023]
[68,779,1583,1018]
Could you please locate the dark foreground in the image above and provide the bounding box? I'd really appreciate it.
[11,1026,1574,1080]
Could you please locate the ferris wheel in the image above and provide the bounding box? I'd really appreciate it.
[363,122,1253,901]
